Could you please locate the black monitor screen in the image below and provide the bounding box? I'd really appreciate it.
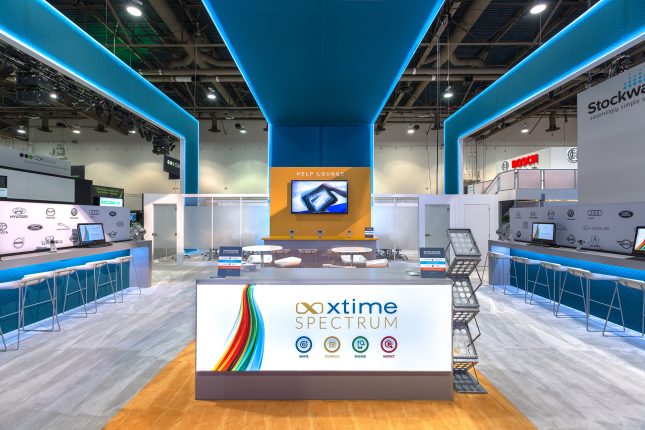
[78,223,106,246]
[531,223,555,243]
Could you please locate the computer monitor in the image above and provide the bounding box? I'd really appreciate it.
[130,212,137,222]
[77,223,106,246]
[633,226,645,256]
[531,222,556,245]
[291,180,348,214]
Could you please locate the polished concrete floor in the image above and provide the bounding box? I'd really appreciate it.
[0,263,643,429]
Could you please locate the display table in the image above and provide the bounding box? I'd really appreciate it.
[196,268,452,400]
[242,245,283,267]
[262,237,379,257]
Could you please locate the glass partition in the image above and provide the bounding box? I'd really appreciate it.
[517,169,541,188]
[498,170,516,191]
[544,169,576,189]
[372,196,419,261]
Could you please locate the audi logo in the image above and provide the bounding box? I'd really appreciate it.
[567,209,575,218]
[12,207,26,215]
[45,208,56,216]
[587,210,603,217]
[27,224,43,231]
[89,210,100,216]
[71,208,78,216]
[109,211,117,217]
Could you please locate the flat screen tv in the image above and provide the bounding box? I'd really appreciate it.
[291,180,348,214]
[531,222,556,245]
[633,226,645,255]
[77,223,106,247]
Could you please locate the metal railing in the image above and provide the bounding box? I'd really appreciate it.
[467,169,577,195]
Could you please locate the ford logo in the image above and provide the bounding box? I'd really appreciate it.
[109,211,117,217]
[12,207,26,215]
[13,237,25,249]
[27,224,43,231]
[619,210,634,219]
[46,208,56,216]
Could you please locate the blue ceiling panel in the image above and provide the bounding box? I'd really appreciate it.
[202,0,444,125]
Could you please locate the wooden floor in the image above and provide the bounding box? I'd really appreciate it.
[105,342,535,430]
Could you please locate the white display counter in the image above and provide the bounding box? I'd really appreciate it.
[195,268,453,400]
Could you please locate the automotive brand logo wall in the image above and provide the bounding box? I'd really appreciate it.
[501,160,510,171]
[567,147,578,163]
[0,222,7,234]
[27,224,43,231]
[109,211,117,217]
[10,207,27,219]
[45,208,56,217]
[587,210,603,217]
[619,210,634,218]
[567,209,575,218]
[13,237,24,248]
[70,208,78,216]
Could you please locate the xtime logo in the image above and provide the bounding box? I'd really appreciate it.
[296,299,398,315]
[587,82,645,114]
[295,299,398,330]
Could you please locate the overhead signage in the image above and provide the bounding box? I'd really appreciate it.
[93,185,124,199]
[99,197,124,207]
[217,246,242,277]
[0,146,71,177]
[0,201,130,256]
[196,283,452,372]
[511,153,539,169]
[419,248,447,278]
[163,155,180,180]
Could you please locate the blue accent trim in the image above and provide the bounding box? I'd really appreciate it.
[443,0,645,194]
[510,248,645,333]
[0,1,199,193]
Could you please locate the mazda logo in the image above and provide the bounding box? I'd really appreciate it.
[71,208,78,216]
[12,207,26,215]
[566,234,576,244]
[46,208,56,216]
[0,223,7,231]
[13,237,24,249]
[619,210,634,219]
[109,211,117,217]
[567,209,575,218]
[27,224,43,231]
[108,231,117,238]
[587,210,603,217]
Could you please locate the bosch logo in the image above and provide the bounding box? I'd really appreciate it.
[13,237,25,249]
[511,153,539,169]
[71,208,78,216]
[567,147,578,163]
[108,231,117,238]
[89,210,100,216]
[45,208,56,217]
[27,224,43,231]
[619,210,634,218]
[0,222,7,234]
[501,160,510,171]
[566,234,576,245]
[548,210,555,218]
[587,210,603,217]
[567,209,575,218]
[116,221,125,227]
[109,211,117,217]
[10,207,27,219]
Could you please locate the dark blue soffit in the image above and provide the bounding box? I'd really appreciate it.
[202,0,444,125]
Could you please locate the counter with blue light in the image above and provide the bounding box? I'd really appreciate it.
[0,240,151,334]
[488,240,645,332]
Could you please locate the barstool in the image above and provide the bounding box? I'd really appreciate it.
[557,268,588,320]
[298,249,318,267]
[74,261,116,313]
[510,257,542,302]
[528,262,556,306]
[106,256,141,302]
[487,252,510,292]
[119,256,142,296]
[579,271,623,335]
[23,268,79,331]
[616,278,645,337]
[536,262,568,314]
[62,267,89,318]
[0,276,48,350]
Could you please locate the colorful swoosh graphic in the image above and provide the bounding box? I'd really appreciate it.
[213,284,264,371]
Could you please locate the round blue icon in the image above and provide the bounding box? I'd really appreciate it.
[295,336,313,353]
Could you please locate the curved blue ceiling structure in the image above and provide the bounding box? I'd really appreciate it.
[202,0,444,126]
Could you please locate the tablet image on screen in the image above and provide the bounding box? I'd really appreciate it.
[78,223,106,246]
[291,181,348,214]
[633,227,645,254]
[532,223,555,243]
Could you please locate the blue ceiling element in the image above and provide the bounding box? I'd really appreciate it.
[202,0,444,125]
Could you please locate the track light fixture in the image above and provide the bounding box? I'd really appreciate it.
[530,3,547,15]
[207,89,217,100]
[521,123,529,134]
[126,0,143,17]
[443,86,454,99]
[71,125,81,134]
[407,124,420,135]
[16,125,27,134]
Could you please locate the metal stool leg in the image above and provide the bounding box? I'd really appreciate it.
[132,261,142,294]
[602,281,625,336]
[63,271,88,317]
[556,272,586,318]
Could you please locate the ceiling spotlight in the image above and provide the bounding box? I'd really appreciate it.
[72,125,81,134]
[49,92,58,100]
[521,123,530,134]
[207,91,217,100]
[407,124,420,135]
[128,121,137,134]
[126,0,143,17]
[16,125,27,135]
[530,3,547,14]
[443,86,454,99]
[235,123,247,134]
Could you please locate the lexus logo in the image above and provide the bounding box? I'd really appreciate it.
[13,237,25,249]
[617,239,633,250]
[89,210,100,216]
[548,210,555,218]
[587,210,603,217]
[116,221,125,227]
[45,208,56,217]
[108,231,117,238]
[567,209,575,218]
[12,207,26,215]
[71,208,78,216]
[501,160,510,171]
[567,147,578,163]
[619,210,634,219]
[566,234,576,245]
[109,211,117,217]
[27,224,43,231]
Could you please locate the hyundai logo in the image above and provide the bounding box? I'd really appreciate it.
[71,208,78,216]
[27,224,43,231]
[109,211,117,217]
[567,209,575,218]
[13,237,24,249]
[12,207,26,215]
[587,210,603,217]
[619,210,634,219]
[108,231,117,238]
[45,208,56,217]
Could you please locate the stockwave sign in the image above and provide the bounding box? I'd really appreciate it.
[196,283,452,372]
